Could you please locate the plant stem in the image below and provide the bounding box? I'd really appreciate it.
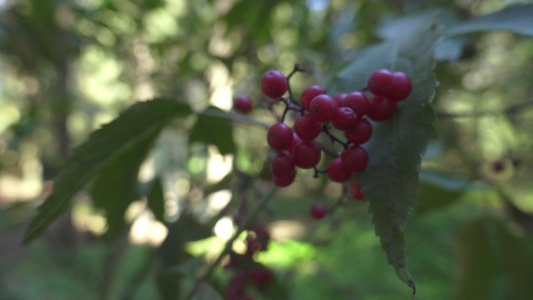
[185,185,278,300]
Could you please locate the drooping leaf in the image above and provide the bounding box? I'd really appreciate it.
[23,98,192,244]
[332,25,442,290]
[455,218,500,300]
[446,4,533,37]
[91,130,160,240]
[146,177,166,224]
[190,106,237,155]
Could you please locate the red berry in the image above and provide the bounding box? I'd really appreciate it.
[287,132,302,155]
[344,118,372,145]
[294,115,322,140]
[327,158,352,182]
[301,85,326,111]
[261,70,288,99]
[270,152,295,179]
[310,203,326,219]
[331,107,358,130]
[234,96,253,112]
[292,140,321,169]
[350,181,364,200]
[343,91,369,117]
[309,94,338,122]
[366,96,397,121]
[249,268,274,290]
[367,69,393,97]
[267,122,293,151]
[341,145,369,172]
[273,170,296,187]
[333,93,347,107]
[386,71,412,101]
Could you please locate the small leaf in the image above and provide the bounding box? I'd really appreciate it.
[190,106,237,155]
[446,4,533,37]
[332,25,442,289]
[23,98,192,244]
[147,177,165,224]
[91,130,160,240]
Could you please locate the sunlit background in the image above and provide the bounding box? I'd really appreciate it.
[0,0,532,299]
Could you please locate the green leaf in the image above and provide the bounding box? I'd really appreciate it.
[190,106,237,155]
[191,283,223,300]
[455,218,500,300]
[23,98,192,244]
[415,171,472,214]
[493,218,533,300]
[91,130,159,240]
[146,177,165,224]
[332,26,442,289]
[446,4,533,37]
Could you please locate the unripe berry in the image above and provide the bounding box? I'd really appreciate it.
[310,203,326,219]
[270,152,295,179]
[367,69,393,97]
[343,91,369,117]
[261,70,288,99]
[292,140,321,169]
[294,115,322,140]
[267,122,293,151]
[234,96,253,112]
[341,145,369,172]
[366,96,397,121]
[386,71,412,102]
[327,158,352,182]
[344,118,372,145]
[301,85,326,111]
[331,107,358,130]
[309,94,338,122]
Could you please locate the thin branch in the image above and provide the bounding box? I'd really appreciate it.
[185,185,278,300]
[436,101,533,119]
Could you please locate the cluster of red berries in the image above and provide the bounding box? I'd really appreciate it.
[233,67,412,219]
[223,222,274,300]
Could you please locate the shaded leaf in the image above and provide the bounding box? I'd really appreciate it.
[91,130,160,240]
[493,219,533,300]
[498,189,533,235]
[332,25,442,289]
[23,98,192,244]
[415,171,472,214]
[147,177,165,224]
[191,283,223,300]
[190,106,237,155]
[455,218,500,300]
[446,4,533,37]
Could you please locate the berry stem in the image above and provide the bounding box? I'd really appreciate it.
[322,123,349,149]
[313,167,327,178]
[286,64,305,105]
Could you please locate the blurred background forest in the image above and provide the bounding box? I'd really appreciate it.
[1,0,533,299]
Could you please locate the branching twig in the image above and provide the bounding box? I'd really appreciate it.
[322,123,349,148]
[185,185,278,300]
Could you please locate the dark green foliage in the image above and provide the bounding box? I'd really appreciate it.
[146,177,166,224]
[23,99,192,244]
[446,4,533,37]
[90,130,159,240]
[190,106,237,155]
